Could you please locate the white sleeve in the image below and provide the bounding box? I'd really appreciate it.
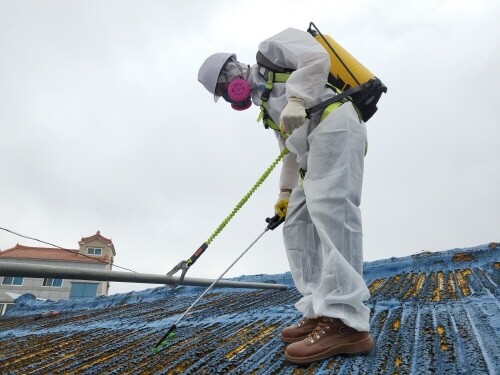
[258,27,330,107]
[275,131,299,190]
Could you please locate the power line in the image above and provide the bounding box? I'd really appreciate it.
[0,227,137,273]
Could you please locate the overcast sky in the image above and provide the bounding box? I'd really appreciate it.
[1,1,499,295]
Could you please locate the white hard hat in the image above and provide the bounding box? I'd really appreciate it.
[198,52,236,102]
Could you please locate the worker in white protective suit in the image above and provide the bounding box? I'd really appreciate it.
[198,27,373,364]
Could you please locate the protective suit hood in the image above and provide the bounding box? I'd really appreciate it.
[198,52,236,102]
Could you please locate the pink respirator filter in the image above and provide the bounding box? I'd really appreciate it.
[227,79,252,110]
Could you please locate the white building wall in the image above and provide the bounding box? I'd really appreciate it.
[0,259,109,304]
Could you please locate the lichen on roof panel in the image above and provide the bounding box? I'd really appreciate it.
[0,243,498,374]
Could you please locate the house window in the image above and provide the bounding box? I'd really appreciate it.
[1,276,24,286]
[0,303,14,315]
[69,283,98,299]
[87,247,102,256]
[43,278,63,287]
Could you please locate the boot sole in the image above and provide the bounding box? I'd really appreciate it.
[285,335,374,364]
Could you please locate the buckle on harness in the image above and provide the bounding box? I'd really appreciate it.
[299,168,307,179]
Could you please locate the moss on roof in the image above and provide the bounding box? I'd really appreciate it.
[0,243,498,374]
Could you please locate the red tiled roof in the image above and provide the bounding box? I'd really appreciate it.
[0,244,110,264]
[79,230,113,245]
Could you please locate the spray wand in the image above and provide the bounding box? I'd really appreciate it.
[153,215,284,354]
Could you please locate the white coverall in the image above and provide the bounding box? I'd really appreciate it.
[248,28,371,332]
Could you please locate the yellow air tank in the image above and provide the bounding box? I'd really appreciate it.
[307,22,387,122]
[308,22,374,90]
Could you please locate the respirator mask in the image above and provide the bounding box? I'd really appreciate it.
[216,59,252,111]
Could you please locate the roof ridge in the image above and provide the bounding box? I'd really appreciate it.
[1,244,78,252]
[79,230,113,245]
[0,245,103,263]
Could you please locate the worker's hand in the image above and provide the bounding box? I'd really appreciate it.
[280,97,306,135]
[274,191,291,219]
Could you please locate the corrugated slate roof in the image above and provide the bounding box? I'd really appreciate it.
[0,243,498,374]
[0,244,110,264]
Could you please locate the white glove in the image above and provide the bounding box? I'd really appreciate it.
[280,97,307,135]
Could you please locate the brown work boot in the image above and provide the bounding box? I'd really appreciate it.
[285,317,374,364]
[281,317,319,343]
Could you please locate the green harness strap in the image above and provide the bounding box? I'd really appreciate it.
[256,70,353,131]
[257,71,290,132]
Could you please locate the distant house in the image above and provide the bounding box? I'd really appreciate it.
[0,231,115,314]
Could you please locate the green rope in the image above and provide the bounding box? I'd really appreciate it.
[205,147,289,245]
